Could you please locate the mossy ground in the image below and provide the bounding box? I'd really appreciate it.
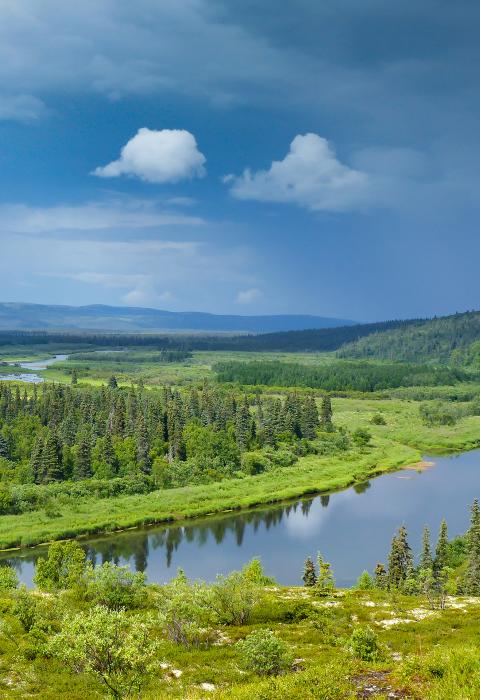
[1,584,480,698]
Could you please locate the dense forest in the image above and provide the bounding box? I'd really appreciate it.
[0,382,341,515]
[214,359,474,391]
[338,310,480,364]
[0,317,423,353]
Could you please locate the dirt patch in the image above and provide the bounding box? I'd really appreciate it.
[354,671,411,698]
[403,460,435,472]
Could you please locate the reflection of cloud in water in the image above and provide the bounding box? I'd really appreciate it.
[285,497,333,538]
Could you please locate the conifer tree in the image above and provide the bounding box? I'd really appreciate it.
[0,434,9,460]
[301,395,319,439]
[108,375,118,389]
[74,431,92,480]
[315,552,335,595]
[319,395,333,431]
[42,431,63,483]
[136,413,150,474]
[462,499,480,595]
[420,525,433,571]
[434,519,449,575]
[388,525,413,589]
[235,398,251,451]
[30,436,44,484]
[302,556,317,587]
[374,563,388,589]
[71,369,78,386]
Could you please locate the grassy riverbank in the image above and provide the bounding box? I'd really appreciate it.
[2,396,480,551]
[0,440,418,549]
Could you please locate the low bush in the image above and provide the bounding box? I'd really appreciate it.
[237,629,292,676]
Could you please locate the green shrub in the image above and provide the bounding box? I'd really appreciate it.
[242,557,276,585]
[34,541,86,591]
[237,629,292,676]
[0,564,18,590]
[371,413,386,425]
[212,571,259,625]
[158,570,218,647]
[348,625,381,661]
[84,562,147,610]
[12,585,38,632]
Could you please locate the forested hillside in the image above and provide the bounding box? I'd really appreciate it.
[338,310,480,363]
[215,359,474,391]
[0,317,423,353]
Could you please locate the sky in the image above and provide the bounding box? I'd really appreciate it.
[0,0,479,322]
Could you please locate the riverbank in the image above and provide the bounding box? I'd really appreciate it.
[0,439,419,550]
[1,395,479,552]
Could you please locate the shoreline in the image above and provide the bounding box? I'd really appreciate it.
[0,445,423,554]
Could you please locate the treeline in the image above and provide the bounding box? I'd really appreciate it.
[70,350,192,363]
[338,310,480,364]
[215,360,472,392]
[0,383,333,511]
[0,317,423,353]
[370,501,480,600]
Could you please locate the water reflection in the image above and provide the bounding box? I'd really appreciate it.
[4,450,480,587]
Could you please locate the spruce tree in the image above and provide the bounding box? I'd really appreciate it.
[420,525,433,571]
[136,413,151,474]
[462,499,480,595]
[71,369,78,386]
[319,395,333,431]
[108,375,118,389]
[374,563,388,590]
[434,519,449,574]
[235,398,251,451]
[30,436,44,484]
[301,395,319,439]
[388,525,413,589]
[315,552,335,595]
[74,431,92,480]
[302,556,317,587]
[0,434,9,460]
[42,431,63,483]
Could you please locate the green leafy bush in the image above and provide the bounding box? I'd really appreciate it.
[237,629,292,676]
[348,625,381,661]
[0,564,18,590]
[84,562,147,610]
[34,541,86,591]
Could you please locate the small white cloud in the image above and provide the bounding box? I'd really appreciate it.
[122,287,173,306]
[0,94,47,122]
[226,133,370,212]
[236,288,262,304]
[93,128,206,184]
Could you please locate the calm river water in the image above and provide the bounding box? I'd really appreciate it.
[3,449,480,587]
[0,355,68,383]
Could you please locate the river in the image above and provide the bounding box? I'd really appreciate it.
[0,354,68,383]
[2,449,480,587]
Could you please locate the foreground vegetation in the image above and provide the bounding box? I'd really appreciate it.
[1,505,480,699]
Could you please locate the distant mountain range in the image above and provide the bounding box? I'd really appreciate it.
[0,303,356,333]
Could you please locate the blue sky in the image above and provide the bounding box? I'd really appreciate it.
[0,0,479,322]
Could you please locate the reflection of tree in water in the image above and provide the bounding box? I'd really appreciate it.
[353,481,371,495]
[301,499,313,516]
[0,490,338,579]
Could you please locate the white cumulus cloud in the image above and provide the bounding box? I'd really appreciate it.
[226,133,371,212]
[93,128,206,184]
[235,288,262,304]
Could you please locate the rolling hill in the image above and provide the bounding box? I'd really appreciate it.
[0,302,355,334]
